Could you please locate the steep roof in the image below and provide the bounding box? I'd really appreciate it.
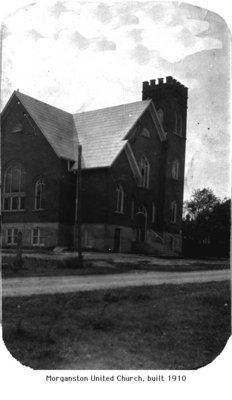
[2,91,160,169]
[14,92,77,160]
[72,101,151,168]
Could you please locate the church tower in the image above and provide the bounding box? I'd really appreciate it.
[142,76,188,253]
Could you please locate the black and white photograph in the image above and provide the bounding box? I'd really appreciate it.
[0,0,231,394]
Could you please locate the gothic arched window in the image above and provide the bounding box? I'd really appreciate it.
[152,202,156,223]
[116,184,124,213]
[157,108,164,125]
[170,201,177,223]
[178,114,183,135]
[174,112,183,135]
[174,112,178,133]
[3,163,25,211]
[35,178,45,210]
[172,158,179,180]
[140,156,150,188]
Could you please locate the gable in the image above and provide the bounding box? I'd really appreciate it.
[1,91,77,161]
[72,100,152,169]
[1,92,166,171]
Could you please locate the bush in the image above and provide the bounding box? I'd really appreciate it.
[59,257,85,269]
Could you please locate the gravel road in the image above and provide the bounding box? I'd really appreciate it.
[2,269,230,297]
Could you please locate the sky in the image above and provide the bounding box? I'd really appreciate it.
[0,0,231,200]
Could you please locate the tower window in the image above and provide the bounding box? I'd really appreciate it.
[157,108,164,125]
[170,201,177,223]
[178,115,182,135]
[172,159,179,180]
[174,112,183,135]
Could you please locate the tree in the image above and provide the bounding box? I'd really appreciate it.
[183,188,230,257]
[210,198,231,253]
[184,188,219,220]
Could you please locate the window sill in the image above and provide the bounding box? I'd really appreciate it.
[33,209,45,212]
[3,209,25,213]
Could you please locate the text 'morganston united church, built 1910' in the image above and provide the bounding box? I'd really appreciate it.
[1,76,188,255]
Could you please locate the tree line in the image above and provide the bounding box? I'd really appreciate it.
[182,188,230,257]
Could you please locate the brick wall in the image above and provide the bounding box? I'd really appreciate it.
[1,96,62,225]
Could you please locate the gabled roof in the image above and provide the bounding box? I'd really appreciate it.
[14,91,77,160]
[1,91,166,169]
[72,100,152,168]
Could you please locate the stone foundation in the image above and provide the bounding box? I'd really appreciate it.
[2,222,60,248]
[2,222,182,255]
[80,224,136,253]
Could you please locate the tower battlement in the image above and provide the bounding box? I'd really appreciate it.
[142,76,188,102]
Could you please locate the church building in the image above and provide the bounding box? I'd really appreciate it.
[1,76,188,255]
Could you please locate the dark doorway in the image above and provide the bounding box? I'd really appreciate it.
[136,205,147,242]
[114,228,121,252]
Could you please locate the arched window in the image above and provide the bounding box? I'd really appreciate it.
[10,122,23,134]
[172,158,179,180]
[116,184,124,213]
[178,114,182,135]
[170,201,177,223]
[174,112,178,133]
[35,178,45,210]
[157,108,164,125]
[174,112,183,135]
[3,163,25,211]
[152,202,156,223]
[140,156,150,188]
[141,128,150,138]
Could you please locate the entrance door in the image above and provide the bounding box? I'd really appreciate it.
[114,228,121,252]
[136,205,147,242]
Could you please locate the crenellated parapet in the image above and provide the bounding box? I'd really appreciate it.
[142,76,188,104]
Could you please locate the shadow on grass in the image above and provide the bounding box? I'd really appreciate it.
[2,281,231,370]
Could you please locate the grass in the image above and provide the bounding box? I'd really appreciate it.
[2,281,231,370]
[2,255,230,278]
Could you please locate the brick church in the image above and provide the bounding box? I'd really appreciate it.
[1,76,188,255]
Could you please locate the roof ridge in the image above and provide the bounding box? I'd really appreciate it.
[15,91,73,116]
[73,99,152,116]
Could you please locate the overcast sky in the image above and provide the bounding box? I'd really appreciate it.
[1,0,231,200]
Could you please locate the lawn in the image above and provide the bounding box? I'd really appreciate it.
[2,254,230,278]
[2,281,231,370]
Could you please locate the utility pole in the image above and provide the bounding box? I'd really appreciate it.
[73,145,83,267]
[14,231,23,271]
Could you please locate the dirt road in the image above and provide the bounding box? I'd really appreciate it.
[2,269,230,297]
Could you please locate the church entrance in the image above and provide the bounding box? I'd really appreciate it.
[136,205,147,242]
[114,228,121,252]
